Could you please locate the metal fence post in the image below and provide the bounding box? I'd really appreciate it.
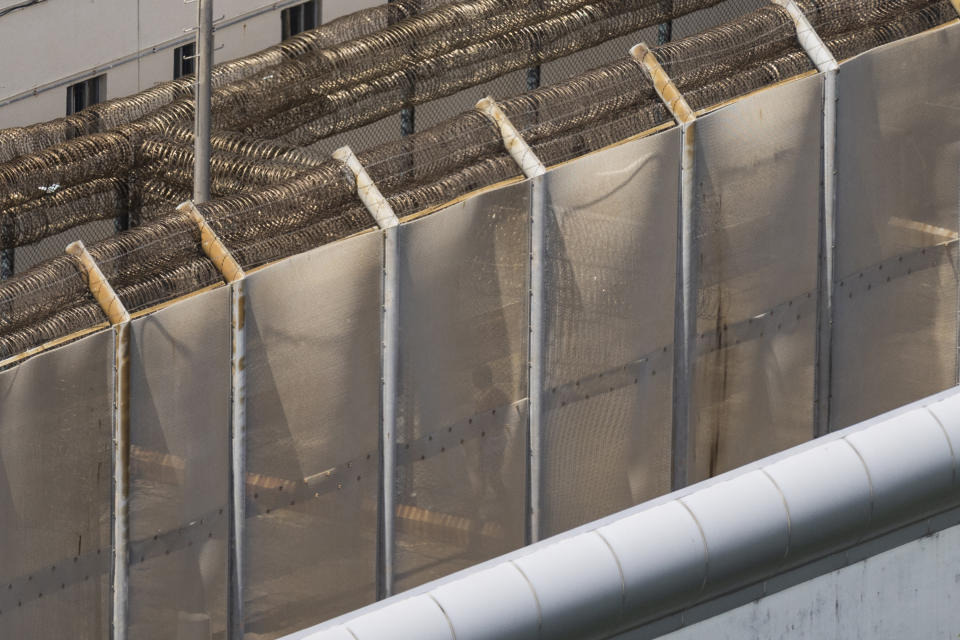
[631,43,697,489]
[65,240,131,640]
[177,200,246,639]
[768,0,839,436]
[331,146,401,598]
[475,96,547,542]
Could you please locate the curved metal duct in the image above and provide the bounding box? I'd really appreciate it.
[292,386,960,640]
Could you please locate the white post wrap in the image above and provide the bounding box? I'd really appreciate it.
[475,96,546,179]
[332,145,399,231]
[770,0,839,72]
[333,146,400,598]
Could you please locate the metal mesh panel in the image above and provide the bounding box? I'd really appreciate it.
[0,330,113,639]
[13,219,117,276]
[127,287,231,640]
[395,182,529,592]
[243,231,382,638]
[830,23,960,430]
[539,130,680,536]
[691,73,822,480]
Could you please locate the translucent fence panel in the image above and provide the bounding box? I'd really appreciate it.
[395,182,529,592]
[691,73,823,480]
[128,287,231,640]
[0,330,113,639]
[538,130,680,536]
[244,231,382,638]
[831,24,960,430]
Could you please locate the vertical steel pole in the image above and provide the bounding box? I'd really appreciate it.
[380,223,399,597]
[658,0,673,45]
[630,43,697,489]
[528,176,546,542]
[767,0,839,436]
[330,147,401,599]
[1,212,13,279]
[815,68,838,437]
[194,0,213,203]
[0,249,12,280]
[65,241,131,640]
[474,97,547,543]
[673,120,697,490]
[228,279,246,640]
[177,201,246,639]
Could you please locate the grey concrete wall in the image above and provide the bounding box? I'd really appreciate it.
[657,523,960,640]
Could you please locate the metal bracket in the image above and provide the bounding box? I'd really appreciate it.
[475,96,546,179]
[770,0,839,72]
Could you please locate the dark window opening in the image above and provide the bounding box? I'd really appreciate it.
[174,42,196,79]
[66,75,105,115]
[282,0,319,40]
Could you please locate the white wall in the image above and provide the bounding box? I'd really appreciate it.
[0,0,383,129]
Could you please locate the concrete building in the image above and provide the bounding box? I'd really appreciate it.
[0,0,381,129]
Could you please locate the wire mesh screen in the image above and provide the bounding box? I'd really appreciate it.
[830,24,960,430]
[128,288,231,640]
[691,73,822,481]
[538,130,679,537]
[394,183,529,592]
[12,219,117,275]
[0,329,113,639]
[671,0,768,38]
[243,231,382,638]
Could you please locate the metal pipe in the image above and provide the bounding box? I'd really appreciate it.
[332,146,401,598]
[65,240,131,640]
[194,0,213,203]
[631,42,697,489]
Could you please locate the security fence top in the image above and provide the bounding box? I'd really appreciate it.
[332,145,399,230]
[177,200,246,283]
[630,43,695,125]
[475,96,546,180]
[770,0,839,72]
[65,239,131,325]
